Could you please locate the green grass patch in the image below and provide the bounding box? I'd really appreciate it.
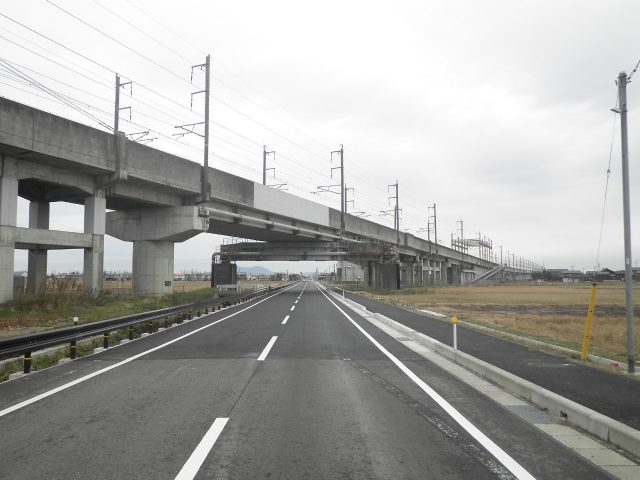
[0,287,217,339]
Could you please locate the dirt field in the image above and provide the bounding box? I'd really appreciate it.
[360,282,640,361]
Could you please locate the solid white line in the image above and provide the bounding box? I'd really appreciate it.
[290,305,295,311]
[0,285,297,419]
[174,417,229,480]
[257,336,278,361]
[314,283,536,480]
[282,315,290,325]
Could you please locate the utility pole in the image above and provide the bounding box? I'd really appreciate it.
[263,145,275,185]
[202,54,211,202]
[114,74,120,133]
[331,145,345,233]
[345,185,354,214]
[428,203,438,254]
[388,181,399,245]
[174,55,211,202]
[617,70,635,373]
[114,74,132,133]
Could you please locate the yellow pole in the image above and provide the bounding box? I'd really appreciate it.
[581,283,598,361]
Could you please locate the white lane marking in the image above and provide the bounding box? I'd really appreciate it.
[257,336,278,361]
[0,285,297,418]
[290,305,295,311]
[175,417,229,480]
[315,283,536,480]
[295,300,298,304]
[282,315,290,325]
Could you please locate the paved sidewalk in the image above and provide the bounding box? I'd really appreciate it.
[339,290,640,431]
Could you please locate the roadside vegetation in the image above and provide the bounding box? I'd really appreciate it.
[0,280,217,340]
[348,282,640,363]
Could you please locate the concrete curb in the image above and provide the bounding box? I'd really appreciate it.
[329,289,640,459]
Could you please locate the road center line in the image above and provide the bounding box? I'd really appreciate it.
[257,336,278,361]
[0,285,297,419]
[174,417,229,480]
[290,305,295,311]
[282,315,290,325]
[315,283,536,480]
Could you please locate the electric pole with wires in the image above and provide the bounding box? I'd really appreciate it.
[174,55,211,202]
[263,145,275,185]
[615,69,635,373]
[388,181,400,245]
[114,73,132,133]
[331,145,345,233]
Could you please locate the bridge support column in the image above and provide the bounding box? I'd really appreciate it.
[106,206,208,297]
[132,240,174,296]
[27,202,49,294]
[0,174,18,303]
[83,194,105,295]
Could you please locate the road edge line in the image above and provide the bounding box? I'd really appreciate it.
[315,283,536,480]
[326,286,640,460]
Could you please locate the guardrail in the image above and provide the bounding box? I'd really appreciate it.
[0,283,292,374]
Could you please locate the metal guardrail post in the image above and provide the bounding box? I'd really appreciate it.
[188,312,192,320]
[103,332,109,349]
[128,326,134,340]
[23,352,32,374]
[205,307,208,314]
[164,317,169,329]
[147,321,153,334]
[70,340,77,359]
[178,314,183,324]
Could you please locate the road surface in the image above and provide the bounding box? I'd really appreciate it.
[0,281,617,479]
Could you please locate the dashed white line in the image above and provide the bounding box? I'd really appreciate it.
[0,285,298,419]
[282,315,290,325]
[175,417,229,480]
[290,305,295,311]
[257,336,278,361]
[315,283,536,480]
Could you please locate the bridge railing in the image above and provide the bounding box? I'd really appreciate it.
[0,283,293,375]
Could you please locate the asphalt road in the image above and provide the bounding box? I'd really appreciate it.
[336,288,640,430]
[0,281,616,479]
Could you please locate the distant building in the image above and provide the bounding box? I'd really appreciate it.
[545,269,586,283]
[585,268,619,282]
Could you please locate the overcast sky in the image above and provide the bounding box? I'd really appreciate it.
[1,0,639,274]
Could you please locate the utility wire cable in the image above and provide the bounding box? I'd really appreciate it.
[92,0,196,67]
[595,95,619,270]
[46,0,197,87]
[627,57,640,83]
[0,59,113,130]
[0,11,115,74]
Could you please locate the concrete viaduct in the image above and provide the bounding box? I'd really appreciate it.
[0,98,528,302]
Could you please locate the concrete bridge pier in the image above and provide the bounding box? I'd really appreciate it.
[132,240,173,296]
[0,174,18,302]
[364,261,400,290]
[83,194,105,295]
[27,202,49,294]
[106,206,209,297]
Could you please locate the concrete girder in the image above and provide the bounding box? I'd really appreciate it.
[106,206,209,242]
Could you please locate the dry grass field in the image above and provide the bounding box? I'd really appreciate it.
[361,282,640,361]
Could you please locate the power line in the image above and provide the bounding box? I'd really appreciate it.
[92,0,196,67]
[0,11,114,74]
[46,0,196,87]
[0,59,113,130]
[595,94,619,269]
